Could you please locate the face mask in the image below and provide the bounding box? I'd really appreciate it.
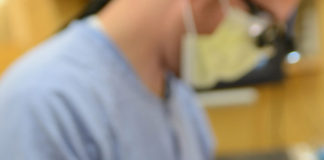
[181,0,274,89]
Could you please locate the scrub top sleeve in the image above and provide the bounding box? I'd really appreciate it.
[0,90,112,160]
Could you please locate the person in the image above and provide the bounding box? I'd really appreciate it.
[0,0,299,159]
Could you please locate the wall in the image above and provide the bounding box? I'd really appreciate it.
[0,0,87,73]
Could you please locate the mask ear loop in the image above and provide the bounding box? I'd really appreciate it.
[218,0,230,15]
[182,0,197,35]
[181,0,229,86]
[181,0,198,86]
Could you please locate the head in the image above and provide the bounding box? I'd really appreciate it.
[186,0,300,33]
[163,0,300,76]
[83,0,299,75]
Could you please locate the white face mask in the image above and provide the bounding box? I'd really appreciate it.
[181,0,275,89]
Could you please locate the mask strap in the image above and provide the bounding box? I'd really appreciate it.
[182,0,197,34]
[218,0,230,15]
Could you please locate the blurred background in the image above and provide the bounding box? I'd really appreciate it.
[1,0,324,159]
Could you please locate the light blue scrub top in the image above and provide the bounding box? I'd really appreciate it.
[0,17,214,160]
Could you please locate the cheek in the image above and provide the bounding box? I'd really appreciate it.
[193,2,224,34]
[250,0,300,22]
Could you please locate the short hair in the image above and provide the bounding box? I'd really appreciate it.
[79,0,111,18]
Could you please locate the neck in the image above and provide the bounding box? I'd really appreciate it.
[98,0,180,97]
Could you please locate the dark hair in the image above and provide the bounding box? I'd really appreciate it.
[79,0,111,18]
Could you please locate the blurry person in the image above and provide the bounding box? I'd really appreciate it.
[0,0,298,160]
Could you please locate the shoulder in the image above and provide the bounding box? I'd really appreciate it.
[0,20,118,118]
[0,20,109,98]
